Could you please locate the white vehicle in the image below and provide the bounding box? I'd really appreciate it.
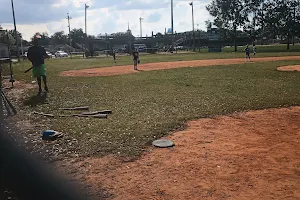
[46,51,55,58]
[22,52,28,59]
[55,51,68,58]
[176,46,184,50]
[134,44,147,52]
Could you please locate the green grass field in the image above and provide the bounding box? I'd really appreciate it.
[12,51,300,75]
[222,43,300,52]
[6,52,300,157]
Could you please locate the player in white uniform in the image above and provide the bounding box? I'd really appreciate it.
[253,45,257,55]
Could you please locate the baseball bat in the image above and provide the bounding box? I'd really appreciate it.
[24,66,34,73]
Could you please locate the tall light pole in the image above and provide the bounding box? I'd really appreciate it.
[189,2,195,51]
[139,17,143,38]
[171,0,175,50]
[171,0,174,35]
[11,0,19,62]
[84,3,89,53]
[67,13,72,48]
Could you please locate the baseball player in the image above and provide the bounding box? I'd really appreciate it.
[27,35,50,94]
[244,45,251,61]
[132,49,139,70]
[253,45,257,55]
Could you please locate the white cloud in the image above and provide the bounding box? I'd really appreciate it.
[52,0,70,8]
[1,0,213,40]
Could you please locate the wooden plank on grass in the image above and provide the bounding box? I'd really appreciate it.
[77,114,108,118]
[59,114,108,118]
[33,111,55,118]
[80,110,112,115]
[59,106,89,111]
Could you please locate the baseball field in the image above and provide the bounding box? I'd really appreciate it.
[4,50,300,199]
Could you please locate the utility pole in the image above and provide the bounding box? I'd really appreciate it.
[139,17,143,38]
[84,3,89,54]
[127,22,132,54]
[11,0,19,62]
[189,2,195,51]
[20,36,23,60]
[67,13,72,48]
[171,0,175,50]
[171,0,174,35]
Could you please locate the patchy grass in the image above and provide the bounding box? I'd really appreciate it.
[10,58,299,157]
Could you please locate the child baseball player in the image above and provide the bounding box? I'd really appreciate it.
[244,45,251,61]
[253,45,257,55]
[132,49,139,70]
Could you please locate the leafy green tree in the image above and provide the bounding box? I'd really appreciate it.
[243,0,267,44]
[6,30,22,45]
[0,28,17,45]
[205,20,212,29]
[88,35,96,39]
[70,28,85,44]
[31,32,50,46]
[262,0,300,49]
[111,31,135,43]
[50,31,68,45]
[206,0,248,51]
[156,32,163,37]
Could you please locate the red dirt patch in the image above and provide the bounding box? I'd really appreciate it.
[277,65,300,71]
[61,56,300,77]
[66,106,300,200]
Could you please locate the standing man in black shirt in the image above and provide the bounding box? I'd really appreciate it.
[27,35,50,94]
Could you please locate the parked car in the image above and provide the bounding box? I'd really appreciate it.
[55,51,68,58]
[22,52,28,59]
[46,51,55,58]
[175,46,184,50]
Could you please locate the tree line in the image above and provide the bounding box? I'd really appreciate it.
[2,0,300,51]
[206,0,300,51]
[0,25,135,48]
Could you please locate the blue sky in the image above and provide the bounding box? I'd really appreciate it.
[1,0,212,40]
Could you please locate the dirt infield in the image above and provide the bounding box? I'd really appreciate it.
[277,65,300,71]
[61,56,300,77]
[65,106,300,200]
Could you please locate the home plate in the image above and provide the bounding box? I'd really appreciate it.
[152,139,174,148]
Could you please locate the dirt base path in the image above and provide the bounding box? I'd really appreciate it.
[67,107,300,200]
[61,56,300,77]
[278,65,300,71]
